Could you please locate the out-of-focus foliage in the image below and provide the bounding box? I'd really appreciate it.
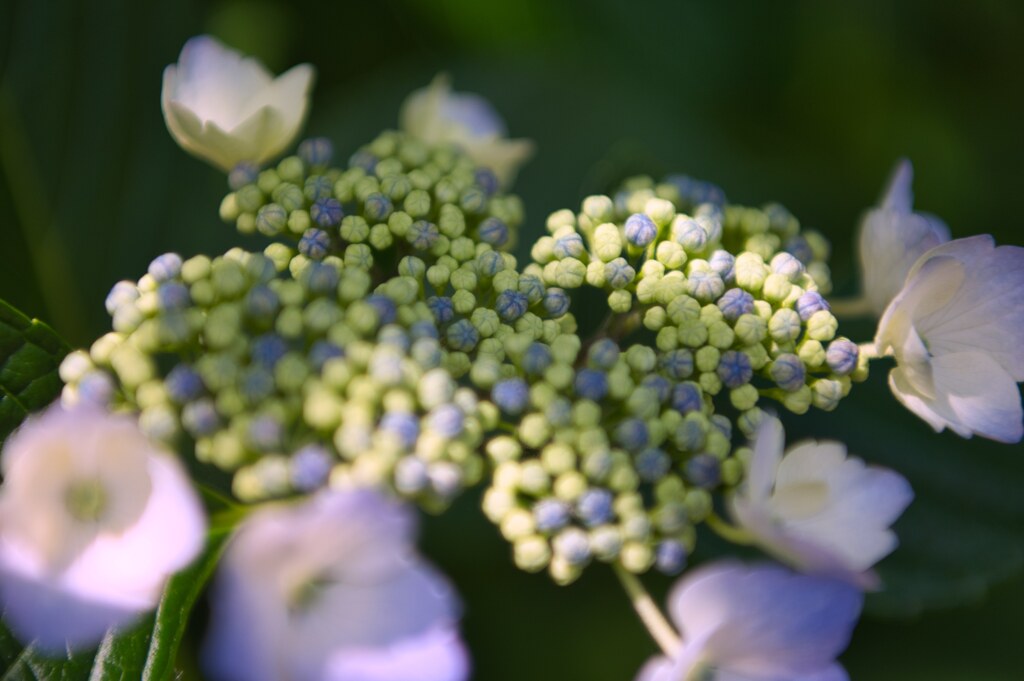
[1,1,1022,679]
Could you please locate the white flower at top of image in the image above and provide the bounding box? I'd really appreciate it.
[858,159,950,316]
[0,404,206,652]
[729,416,913,589]
[400,74,534,187]
[202,489,469,681]
[873,235,1024,443]
[162,35,315,171]
[635,561,863,681]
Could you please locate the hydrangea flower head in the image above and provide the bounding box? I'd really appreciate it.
[858,159,950,315]
[730,416,912,588]
[0,404,206,652]
[162,35,314,171]
[635,561,862,681]
[400,74,533,186]
[202,489,469,681]
[874,235,1024,442]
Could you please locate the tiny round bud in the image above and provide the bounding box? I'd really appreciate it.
[625,213,658,247]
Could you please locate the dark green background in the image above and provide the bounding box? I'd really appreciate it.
[1,0,1022,678]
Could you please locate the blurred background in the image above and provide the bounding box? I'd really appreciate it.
[1,0,1023,678]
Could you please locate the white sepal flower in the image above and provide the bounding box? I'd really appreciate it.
[874,235,1024,442]
[730,416,912,588]
[858,159,950,316]
[202,489,469,681]
[635,561,862,681]
[400,75,533,187]
[162,35,315,171]
[0,404,206,652]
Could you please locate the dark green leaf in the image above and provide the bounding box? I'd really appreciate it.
[0,298,69,446]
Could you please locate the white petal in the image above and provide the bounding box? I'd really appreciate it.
[172,35,272,126]
[879,158,914,213]
[875,253,964,355]
[909,237,1024,380]
[890,351,1023,443]
[858,160,950,315]
[745,415,785,502]
[634,655,689,681]
[668,562,862,678]
[322,627,469,681]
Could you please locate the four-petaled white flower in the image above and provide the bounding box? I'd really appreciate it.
[0,404,206,652]
[873,235,1024,443]
[400,74,533,187]
[162,35,315,171]
[730,416,913,588]
[202,489,469,681]
[635,561,863,681]
[858,159,950,316]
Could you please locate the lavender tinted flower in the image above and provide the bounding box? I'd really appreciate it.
[796,291,830,321]
[717,350,753,388]
[310,197,343,227]
[576,489,615,527]
[492,378,530,415]
[625,213,658,247]
[298,228,331,260]
[826,338,859,375]
[574,369,609,401]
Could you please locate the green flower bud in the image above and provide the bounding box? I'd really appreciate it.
[798,339,826,367]
[608,289,632,313]
[706,320,735,349]
[733,313,767,345]
[677,319,709,348]
[807,309,838,342]
[699,372,722,396]
[761,273,793,304]
[593,223,623,262]
[768,308,802,343]
[811,378,843,411]
[287,209,311,235]
[695,346,720,372]
[730,384,759,411]
[734,252,768,292]
[514,536,552,572]
[782,385,813,414]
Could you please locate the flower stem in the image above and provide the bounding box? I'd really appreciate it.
[828,296,873,319]
[706,512,756,545]
[612,563,681,656]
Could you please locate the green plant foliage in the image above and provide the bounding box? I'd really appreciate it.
[0,299,69,446]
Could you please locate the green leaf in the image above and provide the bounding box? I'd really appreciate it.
[0,529,230,681]
[0,298,69,446]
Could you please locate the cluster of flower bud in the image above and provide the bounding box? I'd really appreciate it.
[218,133,524,269]
[480,334,754,584]
[529,177,866,422]
[60,247,494,509]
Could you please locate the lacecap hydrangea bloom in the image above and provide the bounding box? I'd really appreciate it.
[400,74,533,187]
[857,159,949,316]
[873,235,1024,443]
[202,489,468,681]
[162,35,315,171]
[730,415,912,588]
[0,404,205,651]
[635,561,862,681]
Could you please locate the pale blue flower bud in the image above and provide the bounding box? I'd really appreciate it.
[290,444,332,491]
[157,282,191,310]
[587,338,620,369]
[685,453,721,489]
[577,489,615,527]
[640,375,671,403]
[303,262,340,296]
[673,217,707,252]
[476,217,509,248]
[182,398,219,436]
[605,258,636,290]
[406,219,439,251]
[717,350,753,388]
[304,176,333,202]
[625,213,658,247]
[228,162,259,190]
[308,340,343,371]
[148,253,183,282]
[574,369,608,401]
[553,528,592,565]
[428,404,465,438]
[825,338,859,375]
[688,269,724,302]
[534,499,571,533]
[615,418,649,451]
[550,232,583,259]
[394,457,429,494]
[427,296,455,324]
[296,229,329,260]
[248,415,283,451]
[310,197,343,227]
[365,294,397,325]
[77,371,115,406]
[105,281,139,315]
[543,288,571,317]
[349,149,378,173]
[492,378,530,415]
[709,250,735,281]
[770,353,806,392]
[522,342,553,375]
[770,252,805,281]
[298,137,333,167]
[784,234,813,264]
[672,382,703,414]
[256,203,288,236]
[655,540,687,575]
[380,411,420,449]
[477,250,505,277]
[475,168,499,197]
[251,333,290,367]
[796,291,830,321]
[166,364,205,403]
[717,288,755,322]
[496,290,530,321]
[661,349,694,380]
[635,447,670,482]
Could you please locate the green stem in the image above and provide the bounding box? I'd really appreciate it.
[613,563,681,656]
[706,512,756,545]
